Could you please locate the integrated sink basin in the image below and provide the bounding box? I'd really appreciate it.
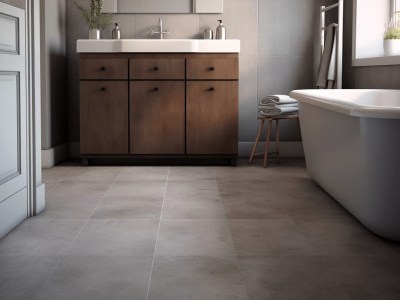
[77,39,240,53]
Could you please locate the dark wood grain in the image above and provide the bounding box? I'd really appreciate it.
[80,81,129,154]
[186,81,238,155]
[80,58,128,80]
[130,58,185,80]
[186,58,239,80]
[0,0,25,9]
[130,81,185,154]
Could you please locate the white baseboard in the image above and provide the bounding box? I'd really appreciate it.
[68,141,304,159]
[41,142,69,168]
[35,183,46,215]
[239,142,304,158]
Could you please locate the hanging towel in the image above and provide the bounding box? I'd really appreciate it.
[317,23,336,89]
[327,28,337,89]
[259,95,298,106]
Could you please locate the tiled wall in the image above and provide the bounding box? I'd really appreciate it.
[66,0,317,153]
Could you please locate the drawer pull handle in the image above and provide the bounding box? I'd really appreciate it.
[101,87,106,91]
[153,87,159,91]
[153,67,159,71]
[100,66,106,71]
[208,67,215,71]
[208,87,215,92]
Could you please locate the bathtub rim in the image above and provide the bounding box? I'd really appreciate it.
[290,89,400,119]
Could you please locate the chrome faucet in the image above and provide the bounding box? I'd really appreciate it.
[151,18,171,39]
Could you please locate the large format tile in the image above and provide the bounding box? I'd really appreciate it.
[66,167,122,181]
[156,220,236,256]
[91,197,162,219]
[36,255,152,300]
[322,255,400,300]
[42,166,78,183]
[0,255,60,300]
[0,220,85,255]
[238,255,348,300]
[118,167,169,181]
[35,197,101,220]
[169,167,215,181]
[148,256,249,300]
[68,219,158,255]
[105,180,166,199]
[229,219,313,255]
[295,219,400,255]
[46,180,113,198]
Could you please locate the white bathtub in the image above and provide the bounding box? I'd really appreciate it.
[290,89,400,241]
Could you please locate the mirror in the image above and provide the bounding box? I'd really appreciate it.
[103,0,223,14]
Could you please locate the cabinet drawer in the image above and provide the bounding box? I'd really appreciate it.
[80,58,128,80]
[80,81,129,154]
[186,58,239,80]
[130,59,185,80]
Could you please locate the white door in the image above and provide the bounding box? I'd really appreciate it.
[0,2,28,239]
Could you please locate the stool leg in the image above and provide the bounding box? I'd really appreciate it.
[276,119,281,164]
[249,119,265,164]
[263,120,272,168]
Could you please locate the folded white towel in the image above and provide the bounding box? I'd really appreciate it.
[259,95,298,106]
[259,106,299,116]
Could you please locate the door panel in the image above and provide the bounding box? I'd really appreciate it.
[130,81,185,154]
[186,81,238,155]
[0,2,28,238]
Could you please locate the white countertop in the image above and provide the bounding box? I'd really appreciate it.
[76,39,240,53]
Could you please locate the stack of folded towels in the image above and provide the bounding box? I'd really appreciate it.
[258,95,298,116]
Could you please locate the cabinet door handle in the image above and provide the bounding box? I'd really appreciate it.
[153,67,159,71]
[100,66,106,71]
[208,67,215,71]
[101,87,106,91]
[208,87,215,92]
[153,87,159,91]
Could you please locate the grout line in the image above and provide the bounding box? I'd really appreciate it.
[33,168,123,299]
[146,166,170,300]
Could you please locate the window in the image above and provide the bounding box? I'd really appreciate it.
[353,0,400,66]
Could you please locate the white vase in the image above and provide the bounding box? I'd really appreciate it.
[383,39,400,56]
[88,28,100,40]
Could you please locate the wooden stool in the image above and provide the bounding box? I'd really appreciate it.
[249,114,300,168]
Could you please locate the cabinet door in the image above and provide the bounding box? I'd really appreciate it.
[186,81,238,155]
[80,81,129,154]
[130,81,185,154]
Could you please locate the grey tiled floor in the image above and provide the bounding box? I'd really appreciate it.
[1,160,400,300]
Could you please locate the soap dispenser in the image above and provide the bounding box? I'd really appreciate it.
[112,23,121,39]
[216,20,226,40]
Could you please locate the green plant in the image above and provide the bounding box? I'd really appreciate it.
[70,0,113,30]
[384,17,400,40]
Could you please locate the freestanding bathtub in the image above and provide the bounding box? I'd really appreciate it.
[290,89,400,241]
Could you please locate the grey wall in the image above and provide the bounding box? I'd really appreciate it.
[40,0,67,149]
[66,0,317,151]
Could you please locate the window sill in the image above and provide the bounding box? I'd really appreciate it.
[353,55,400,67]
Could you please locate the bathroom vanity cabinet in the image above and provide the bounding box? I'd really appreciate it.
[79,53,239,164]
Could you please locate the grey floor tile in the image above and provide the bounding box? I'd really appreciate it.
[229,219,313,255]
[295,219,400,255]
[46,180,113,198]
[118,167,169,180]
[162,180,225,219]
[322,255,400,300]
[0,220,85,255]
[156,220,236,256]
[0,255,60,300]
[42,166,78,182]
[91,197,162,219]
[35,255,152,300]
[169,167,215,180]
[34,197,101,220]
[105,180,166,199]
[66,166,122,181]
[68,219,158,255]
[238,255,348,300]
[148,256,249,300]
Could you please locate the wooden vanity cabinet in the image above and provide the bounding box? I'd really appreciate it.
[79,53,239,164]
